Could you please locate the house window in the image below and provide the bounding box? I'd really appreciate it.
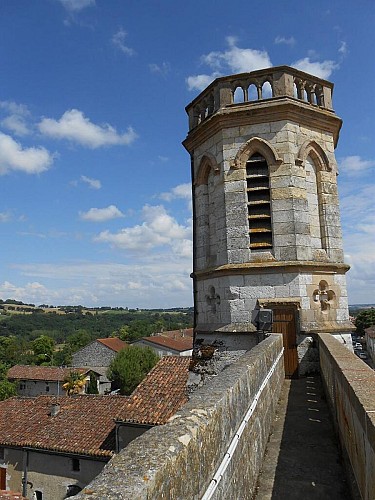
[0,447,4,460]
[45,385,50,392]
[72,458,80,472]
[35,491,43,500]
[246,154,273,250]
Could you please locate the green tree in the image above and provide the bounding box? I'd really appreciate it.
[86,372,99,394]
[0,379,17,401]
[107,346,159,395]
[32,335,54,365]
[355,309,375,335]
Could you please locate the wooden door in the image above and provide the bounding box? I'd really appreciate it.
[272,307,298,378]
[0,467,6,490]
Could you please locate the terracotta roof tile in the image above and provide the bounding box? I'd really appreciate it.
[7,365,87,382]
[1,357,190,457]
[116,356,190,425]
[96,338,128,352]
[159,328,194,338]
[138,335,193,352]
[0,395,128,458]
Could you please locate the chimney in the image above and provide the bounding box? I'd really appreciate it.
[50,403,60,417]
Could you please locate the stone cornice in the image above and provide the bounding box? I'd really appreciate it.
[192,261,350,280]
[182,97,342,153]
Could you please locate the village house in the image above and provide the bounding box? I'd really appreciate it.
[132,328,193,357]
[6,366,100,397]
[71,337,127,368]
[0,356,190,500]
[71,337,128,393]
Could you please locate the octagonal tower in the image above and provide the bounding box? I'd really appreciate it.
[183,66,353,376]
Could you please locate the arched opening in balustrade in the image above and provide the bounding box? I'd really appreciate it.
[261,81,273,99]
[233,86,245,103]
[248,83,258,101]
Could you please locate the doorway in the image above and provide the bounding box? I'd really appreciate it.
[271,307,298,378]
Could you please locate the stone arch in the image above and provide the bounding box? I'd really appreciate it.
[296,140,331,171]
[195,153,220,186]
[231,137,282,170]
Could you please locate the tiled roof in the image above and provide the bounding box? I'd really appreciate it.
[1,357,190,457]
[138,335,193,352]
[160,328,194,338]
[7,365,87,382]
[0,395,128,458]
[116,356,190,425]
[365,326,375,338]
[96,337,128,352]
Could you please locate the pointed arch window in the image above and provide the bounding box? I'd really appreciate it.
[246,154,273,249]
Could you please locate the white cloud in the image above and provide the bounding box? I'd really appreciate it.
[0,132,54,175]
[291,57,338,79]
[149,62,171,76]
[274,36,296,46]
[58,0,95,12]
[187,37,272,91]
[95,204,191,252]
[112,29,135,56]
[186,73,220,92]
[79,205,124,222]
[80,175,101,189]
[6,257,193,308]
[38,109,137,148]
[0,100,31,136]
[159,183,191,202]
[338,41,348,56]
[338,156,375,176]
[0,212,11,222]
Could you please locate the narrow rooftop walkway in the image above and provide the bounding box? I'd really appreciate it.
[254,376,351,500]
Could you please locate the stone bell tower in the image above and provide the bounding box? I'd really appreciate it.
[183,66,353,376]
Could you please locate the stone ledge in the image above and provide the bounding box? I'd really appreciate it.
[318,333,375,500]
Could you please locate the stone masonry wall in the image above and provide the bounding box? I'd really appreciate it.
[74,334,284,499]
[72,341,117,368]
[318,333,375,500]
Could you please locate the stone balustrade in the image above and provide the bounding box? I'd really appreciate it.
[318,333,375,500]
[74,334,284,499]
[186,65,334,130]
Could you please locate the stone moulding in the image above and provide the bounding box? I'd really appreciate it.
[183,98,342,153]
[230,136,282,170]
[193,261,350,280]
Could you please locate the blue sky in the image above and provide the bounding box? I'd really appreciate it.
[0,0,374,308]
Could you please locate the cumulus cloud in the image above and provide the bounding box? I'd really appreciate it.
[338,156,375,176]
[112,29,135,56]
[0,212,11,222]
[38,109,137,148]
[291,57,338,79]
[159,183,191,202]
[0,100,31,136]
[0,132,54,175]
[274,36,296,46]
[187,37,272,91]
[95,204,191,252]
[80,175,101,189]
[79,205,124,222]
[149,62,171,76]
[58,0,95,12]
[8,257,193,308]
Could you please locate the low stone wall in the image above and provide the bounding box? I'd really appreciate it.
[318,333,375,500]
[75,334,284,499]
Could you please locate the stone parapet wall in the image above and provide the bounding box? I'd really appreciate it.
[75,334,284,499]
[318,333,375,500]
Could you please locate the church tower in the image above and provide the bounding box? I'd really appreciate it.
[183,66,353,376]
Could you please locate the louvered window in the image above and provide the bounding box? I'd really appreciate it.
[246,154,273,249]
